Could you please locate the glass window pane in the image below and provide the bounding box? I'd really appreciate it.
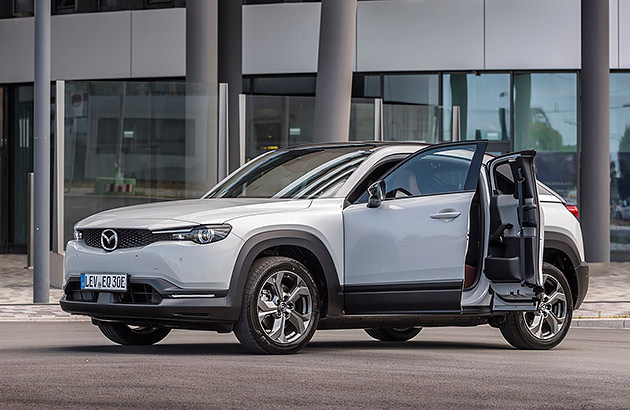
[55,0,75,10]
[252,76,316,96]
[14,0,34,15]
[513,73,577,204]
[384,74,438,105]
[209,148,370,199]
[610,73,630,252]
[364,75,381,98]
[64,81,218,245]
[98,0,120,10]
[384,145,476,198]
[443,73,510,145]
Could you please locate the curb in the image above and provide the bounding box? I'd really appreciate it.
[572,318,630,329]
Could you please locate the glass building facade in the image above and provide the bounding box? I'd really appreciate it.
[610,73,630,253]
[0,72,626,257]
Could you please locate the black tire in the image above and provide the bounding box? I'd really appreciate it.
[96,321,171,345]
[499,262,573,350]
[234,256,320,354]
[364,327,422,342]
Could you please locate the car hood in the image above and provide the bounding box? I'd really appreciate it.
[75,198,312,231]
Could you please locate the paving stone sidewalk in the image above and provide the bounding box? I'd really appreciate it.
[1,255,629,322]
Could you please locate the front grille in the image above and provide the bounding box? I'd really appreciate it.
[81,228,171,250]
[65,281,163,305]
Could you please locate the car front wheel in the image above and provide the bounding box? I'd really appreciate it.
[499,262,573,350]
[234,256,320,354]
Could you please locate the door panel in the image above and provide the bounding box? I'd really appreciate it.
[485,151,543,308]
[344,191,476,286]
[342,142,487,314]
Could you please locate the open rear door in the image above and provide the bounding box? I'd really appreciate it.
[485,151,544,311]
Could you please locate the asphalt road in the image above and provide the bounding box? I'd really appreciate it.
[0,323,628,410]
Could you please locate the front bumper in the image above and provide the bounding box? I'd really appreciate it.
[60,276,239,330]
[575,262,589,310]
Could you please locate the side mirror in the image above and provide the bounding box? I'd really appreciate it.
[367,180,386,208]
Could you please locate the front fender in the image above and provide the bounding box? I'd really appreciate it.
[223,230,343,321]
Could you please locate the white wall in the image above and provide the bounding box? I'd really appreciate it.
[131,9,186,78]
[357,0,484,72]
[2,2,630,84]
[611,0,619,69]
[242,3,321,75]
[619,0,630,67]
[52,12,132,79]
[485,0,581,70]
[0,9,186,83]
[0,17,34,83]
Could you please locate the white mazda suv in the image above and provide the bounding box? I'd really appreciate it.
[61,141,589,354]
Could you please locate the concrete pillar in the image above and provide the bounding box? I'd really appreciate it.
[581,0,610,262]
[33,0,51,303]
[186,0,217,84]
[312,0,357,143]
[186,0,218,188]
[218,0,242,172]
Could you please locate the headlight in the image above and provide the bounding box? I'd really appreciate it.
[169,225,231,244]
[74,230,83,241]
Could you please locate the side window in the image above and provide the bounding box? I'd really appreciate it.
[350,158,405,204]
[384,145,477,199]
[494,163,515,195]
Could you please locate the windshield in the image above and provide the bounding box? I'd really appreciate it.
[207,148,372,199]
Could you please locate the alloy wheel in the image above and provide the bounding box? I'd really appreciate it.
[522,273,568,340]
[256,270,313,344]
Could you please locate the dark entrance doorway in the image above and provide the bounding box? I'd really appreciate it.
[0,85,34,254]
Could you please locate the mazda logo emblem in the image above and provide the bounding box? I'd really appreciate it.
[100,229,118,252]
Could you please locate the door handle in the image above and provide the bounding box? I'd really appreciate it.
[430,210,461,221]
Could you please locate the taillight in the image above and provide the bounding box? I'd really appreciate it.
[565,204,579,219]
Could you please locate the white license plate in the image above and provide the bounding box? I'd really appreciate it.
[80,273,128,292]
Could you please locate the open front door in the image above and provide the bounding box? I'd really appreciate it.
[343,141,488,314]
[485,151,544,311]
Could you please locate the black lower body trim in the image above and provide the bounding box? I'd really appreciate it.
[60,296,234,330]
[343,281,463,315]
[575,262,589,309]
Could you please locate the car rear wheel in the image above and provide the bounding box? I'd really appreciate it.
[234,256,320,354]
[96,321,171,345]
[364,327,422,342]
[499,262,573,350]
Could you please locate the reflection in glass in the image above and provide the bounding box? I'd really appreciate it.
[244,96,375,161]
[208,147,370,199]
[10,86,34,246]
[381,74,442,143]
[513,73,577,205]
[383,104,450,143]
[384,145,475,198]
[610,74,630,252]
[64,81,218,244]
[443,73,510,148]
[383,74,438,105]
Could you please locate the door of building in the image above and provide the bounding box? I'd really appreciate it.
[0,85,34,254]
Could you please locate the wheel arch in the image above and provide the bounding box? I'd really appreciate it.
[543,231,586,308]
[225,230,343,322]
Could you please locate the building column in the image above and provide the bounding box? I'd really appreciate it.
[33,0,51,303]
[186,0,219,186]
[218,0,242,172]
[186,0,218,84]
[312,0,357,143]
[580,0,610,262]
